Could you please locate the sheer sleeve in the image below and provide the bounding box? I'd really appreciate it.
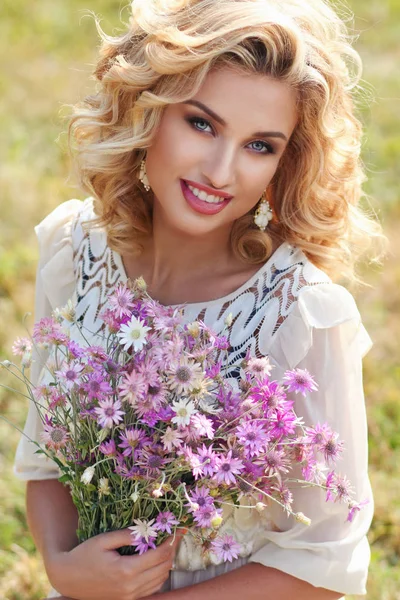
[14,199,82,481]
[249,283,373,596]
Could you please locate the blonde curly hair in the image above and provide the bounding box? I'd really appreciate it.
[69,0,384,281]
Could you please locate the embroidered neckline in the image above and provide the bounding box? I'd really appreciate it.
[111,242,293,309]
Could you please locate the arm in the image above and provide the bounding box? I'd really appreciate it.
[148,563,342,600]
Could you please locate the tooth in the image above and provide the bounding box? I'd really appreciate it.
[198,190,208,200]
[193,188,201,197]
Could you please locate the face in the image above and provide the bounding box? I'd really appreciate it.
[145,66,298,238]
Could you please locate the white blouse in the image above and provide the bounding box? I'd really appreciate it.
[15,197,373,597]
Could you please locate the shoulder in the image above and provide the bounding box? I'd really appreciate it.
[265,244,372,368]
[34,197,98,309]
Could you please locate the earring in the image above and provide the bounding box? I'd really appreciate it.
[139,160,151,192]
[254,192,273,231]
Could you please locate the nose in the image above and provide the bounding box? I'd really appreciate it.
[201,141,236,190]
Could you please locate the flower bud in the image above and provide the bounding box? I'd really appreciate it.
[294,512,311,526]
[135,276,147,292]
[224,313,233,327]
[211,514,223,529]
[255,502,267,513]
[80,466,95,485]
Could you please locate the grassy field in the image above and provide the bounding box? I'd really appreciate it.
[0,0,399,598]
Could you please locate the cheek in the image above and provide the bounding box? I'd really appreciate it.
[146,118,198,177]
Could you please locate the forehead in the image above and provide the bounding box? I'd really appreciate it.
[189,66,298,135]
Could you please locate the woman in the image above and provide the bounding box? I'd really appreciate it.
[14,0,383,598]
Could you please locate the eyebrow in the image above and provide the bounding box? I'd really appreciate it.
[183,99,288,142]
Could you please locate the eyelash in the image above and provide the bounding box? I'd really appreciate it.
[185,116,275,155]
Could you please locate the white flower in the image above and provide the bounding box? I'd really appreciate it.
[81,466,95,485]
[117,316,151,352]
[130,491,140,503]
[171,398,197,427]
[129,518,157,542]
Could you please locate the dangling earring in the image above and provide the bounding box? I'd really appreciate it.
[254,191,273,231]
[139,160,150,192]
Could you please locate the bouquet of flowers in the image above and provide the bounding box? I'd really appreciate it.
[3,278,367,564]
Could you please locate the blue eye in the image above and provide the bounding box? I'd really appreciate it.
[248,140,275,154]
[187,116,213,134]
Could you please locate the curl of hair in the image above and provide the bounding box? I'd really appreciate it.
[69,0,385,282]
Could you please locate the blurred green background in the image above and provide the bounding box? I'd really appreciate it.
[0,1,399,598]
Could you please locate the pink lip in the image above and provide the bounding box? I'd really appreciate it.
[180,180,232,215]
[183,179,233,199]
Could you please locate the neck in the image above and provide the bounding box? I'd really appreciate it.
[142,205,234,291]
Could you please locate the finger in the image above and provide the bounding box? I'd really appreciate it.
[97,527,135,551]
[139,573,171,597]
[131,534,181,570]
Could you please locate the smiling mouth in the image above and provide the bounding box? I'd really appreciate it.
[182,179,233,204]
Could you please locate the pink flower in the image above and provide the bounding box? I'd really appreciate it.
[119,428,148,457]
[187,486,214,511]
[213,451,244,485]
[33,317,67,345]
[154,511,179,534]
[269,409,298,439]
[245,356,274,378]
[12,337,32,357]
[108,283,135,318]
[283,368,318,396]
[118,370,147,405]
[94,398,125,429]
[193,505,221,528]
[41,422,69,451]
[211,534,241,563]
[319,432,344,464]
[191,414,215,439]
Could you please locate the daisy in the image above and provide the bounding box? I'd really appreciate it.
[325,472,354,503]
[167,356,203,395]
[211,534,242,563]
[261,446,290,477]
[117,316,151,352]
[11,337,32,357]
[213,451,244,485]
[171,398,197,427]
[187,486,214,511]
[305,423,333,446]
[94,398,125,429]
[83,371,112,400]
[108,283,135,318]
[283,368,318,396]
[269,409,299,439]
[161,426,184,451]
[55,362,84,390]
[129,518,157,543]
[154,512,179,534]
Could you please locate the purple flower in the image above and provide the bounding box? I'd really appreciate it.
[83,372,112,400]
[99,439,117,456]
[187,486,215,511]
[94,398,125,428]
[55,362,84,390]
[131,535,156,555]
[261,447,290,476]
[213,451,244,485]
[305,423,333,446]
[236,421,268,457]
[66,340,85,359]
[319,432,344,464]
[326,472,354,503]
[154,511,180,534]
[347,499,369,523]
[283,368,318,396]
[192,444,218,479]
[211,534,241,563]
[118,428,148,457]
[33,317,66,345]
[193,505,221,528]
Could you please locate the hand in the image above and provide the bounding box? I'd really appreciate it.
[45,528,184,600]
